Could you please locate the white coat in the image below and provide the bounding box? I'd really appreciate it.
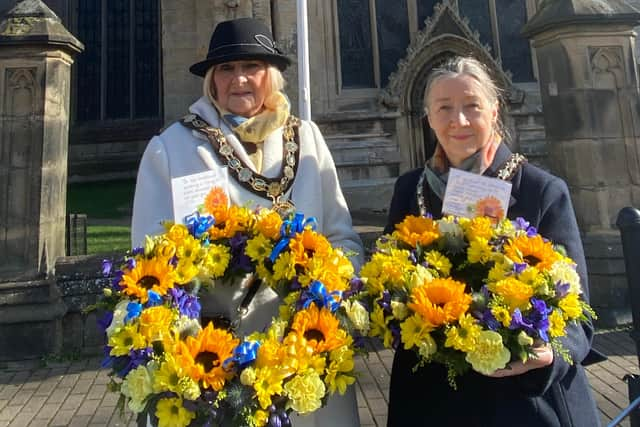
[132,96,363,426]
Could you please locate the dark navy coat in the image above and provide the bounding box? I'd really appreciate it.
[385,144,601,427]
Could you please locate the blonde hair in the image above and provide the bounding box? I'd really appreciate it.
[203,62,286,110]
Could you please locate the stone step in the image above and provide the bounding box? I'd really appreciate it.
[341,177,397,212]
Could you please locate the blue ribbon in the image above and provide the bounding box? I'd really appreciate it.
[269,213,317,263]
[184,212,215,239]
[146,290,162,307]
[302,281,343,312]
[223,340,260,369]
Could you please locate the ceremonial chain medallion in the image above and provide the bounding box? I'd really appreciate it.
[416,153,527,217]
[182,113,301,217]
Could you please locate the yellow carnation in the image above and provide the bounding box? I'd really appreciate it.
[284,371,326,414]
[120,365,153,413]
[465,330,511,375]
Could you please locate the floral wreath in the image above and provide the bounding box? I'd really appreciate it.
[96,187,369,427]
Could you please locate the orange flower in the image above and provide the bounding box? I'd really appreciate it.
[289,229,332,268]
[407,278,472,327]
[204,186,229,223]
[504,234,561,272]
[474,196,505,222]
[393,215,440,247]
[256,209,283,240]
[176,323,239,391]
[290,305,349,353]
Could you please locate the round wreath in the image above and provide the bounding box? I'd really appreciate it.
[97,187,369,427]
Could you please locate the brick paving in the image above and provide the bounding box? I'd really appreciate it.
[0,329,637,427]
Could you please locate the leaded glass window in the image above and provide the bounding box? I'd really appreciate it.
[337,0,375,88]
[376,0,409,86]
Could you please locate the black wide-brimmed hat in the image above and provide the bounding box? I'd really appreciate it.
[189,17,291,77]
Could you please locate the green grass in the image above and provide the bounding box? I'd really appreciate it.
[67,179,135,255]
[67,178,135,219]
[87,225,132,254]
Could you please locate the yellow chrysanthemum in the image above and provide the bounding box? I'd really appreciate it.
[176,323,239,391]
[393,215,440,247]
[369,304,390,339]
[249,409,269,427]
[109,324,147,356]
[504,234,561,272]
[325,345,356,394]
[290,305,349,353]
[138,306,176,346]
[303,253,352,293]
[201,244,231,278]
[284,371,326,414]
[444,313,482,352]
[204,186,229,223]
[155,397,196,427]
[488,277,533,312]
[289,228,332,268]
[175,235,202,264]
[175,259,201,284]
[255,209,283,240]
[400,314,433,350]
[120,257,177,303]
[246,234,274,262]
[153,353,200,400]
[489,302,512,328]
[360,249,415,295]
[407,278,472,328]
[462,216,495,241]
[548,310,567,338]
[465,330,511,375]
[272,251,297,282]
[425,250,452,276]
[559,293,583,320]
[254,366,288,409]
[467,238,493,264]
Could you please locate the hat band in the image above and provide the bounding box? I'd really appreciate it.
[211,42,277,55]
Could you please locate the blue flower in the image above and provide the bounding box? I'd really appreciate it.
[101,259,112,276]
[124,302,143,323]
[146,290,162,307]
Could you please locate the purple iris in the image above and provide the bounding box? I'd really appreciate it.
[514,217,530,230]
[409,251,418,264]
[101,259,112,276]
[97,311,114,333]
[555,282,571,299]
[131,247,144,256]
[526,227,539,237]
[377,291,392,314]
[478,309,500,331]
[510,298,552,342]
[229,233,253,272]
[125,257,136,270]
[513,263,528,275]
[110,270,124,291]
[169,287,201,318]
[343,277,364,298]
[390,323,401,350]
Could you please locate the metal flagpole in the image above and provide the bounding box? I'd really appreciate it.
[297,0,311,120]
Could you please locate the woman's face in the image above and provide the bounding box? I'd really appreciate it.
[426,74,498,167]
[213,60,268,117]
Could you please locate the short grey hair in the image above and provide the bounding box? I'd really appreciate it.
[203,62,286,110]
[423,56,508,142]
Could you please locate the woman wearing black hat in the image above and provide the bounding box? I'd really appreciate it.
[131,17,362,427]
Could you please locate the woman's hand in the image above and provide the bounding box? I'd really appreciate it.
[487,344,554,378]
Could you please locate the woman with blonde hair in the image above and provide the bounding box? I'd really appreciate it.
[132,17,363,427]
[384,56,600,426]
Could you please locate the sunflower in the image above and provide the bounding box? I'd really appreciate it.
[393,215,440,247]
[176,323,239,390]
[504,234,561,272]
[204,186,229,223]
[289,228,332,268]
[289,305,349,353]
[407,278,472,328]
[120,258,177,303]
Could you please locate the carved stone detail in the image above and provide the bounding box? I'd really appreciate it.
[379,0,517,110]
[589,46,624,89]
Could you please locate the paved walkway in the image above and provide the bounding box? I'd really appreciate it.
[0,329,638,427]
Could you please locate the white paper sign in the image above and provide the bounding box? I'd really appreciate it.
[442,168,512,221]
[171,169,229,224]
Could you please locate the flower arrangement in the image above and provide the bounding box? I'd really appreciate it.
[358,214,595,386]
[96,187,366,427]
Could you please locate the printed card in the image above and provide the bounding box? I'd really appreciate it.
[171,169,229,224]
[442,168,512,221]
